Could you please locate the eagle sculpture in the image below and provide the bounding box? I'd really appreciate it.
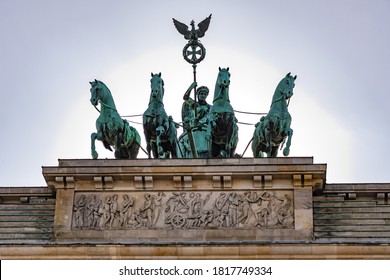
[172,14,212,41]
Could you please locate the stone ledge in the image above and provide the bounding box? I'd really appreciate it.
[56,157,316,168]
[42,158,327,187]
[325,183,390,194]
[0,187,53,196]
[1,243,390,259]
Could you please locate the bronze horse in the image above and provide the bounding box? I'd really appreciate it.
[143,73,178,158]
[208,67,238,157]
[252,73,296,157]
[90,80,141,159]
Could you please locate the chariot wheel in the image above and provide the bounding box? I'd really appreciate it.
[182,41,206,64]
[170,213,186,228]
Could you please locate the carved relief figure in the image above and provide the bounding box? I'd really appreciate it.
[86,195,97,228]
[227,193,239,227]
[152,192,165,226]
[119,194,134,227]
[73,195,87,228]
[92,197,102,228]
[109,194,119,227]
[72,190,294,230]
[100,196,112,228]
[139,194,154,227]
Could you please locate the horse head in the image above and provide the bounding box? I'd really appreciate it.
[89,79,102,106]
[89,79,113,106]
[213,67,231,103]
[276,72,297,101]
[217,67,230,88]
[150,72,164,102]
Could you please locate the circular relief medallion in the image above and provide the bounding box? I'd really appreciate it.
[182,41,206,64]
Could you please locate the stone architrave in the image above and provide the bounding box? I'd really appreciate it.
[43,157,325,242]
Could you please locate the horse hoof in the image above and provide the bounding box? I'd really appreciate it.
[283,147,290,156]
[92,151,98,159]
[219,151,227,158]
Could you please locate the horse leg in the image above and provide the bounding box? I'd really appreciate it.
[223,115,233,157]
[144,132,152,159]
[262,118,272,157]
[170,139,178,158]
[147,144,152,159]
[156,135,164,158]
[229,120,239,157]
[91,131,103,159]
[155,125,165,158]
[91,133,98,159]
[168,118,178,159]
[283,128,293,156]
[270,145,279,157]
[128,133,140,159]
[129,145,139,159]
[252,123,264,158]
[114,132,124,159]
[265,128,272,157]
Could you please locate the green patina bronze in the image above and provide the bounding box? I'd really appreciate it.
[90,80,141,159]
[177,68,238,158]
[178,82,211,158]
[172,14,212,42]
[172,14,211,66]
[252,73,296,158]
[88,16,299,160]
[208,67,239,158]
[143,73,178,159]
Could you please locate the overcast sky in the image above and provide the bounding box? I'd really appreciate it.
[1,0,389,186]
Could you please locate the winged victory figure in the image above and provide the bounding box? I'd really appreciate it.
[173,14,212,41]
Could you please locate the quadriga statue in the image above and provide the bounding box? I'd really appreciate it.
[89,80,141,159]
[252,73,296,157]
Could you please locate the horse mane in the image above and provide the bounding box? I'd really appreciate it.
[272,77,287,103]
[97,80,111,93]
[91,79,116,111]
[271,73,296,106]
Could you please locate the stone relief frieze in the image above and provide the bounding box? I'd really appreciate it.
[72,191,294,229]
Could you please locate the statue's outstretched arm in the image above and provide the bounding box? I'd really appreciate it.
[183,81,197,100]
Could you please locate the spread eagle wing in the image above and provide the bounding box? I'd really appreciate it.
[196,14,212,38]
[172,18,191,39]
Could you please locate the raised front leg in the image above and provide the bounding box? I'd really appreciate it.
[282,128,293,156]
[91,132,99,159]
[91,131,104,159]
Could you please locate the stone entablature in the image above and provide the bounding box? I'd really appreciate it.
[2,158,390,259]
[42,157,325,243]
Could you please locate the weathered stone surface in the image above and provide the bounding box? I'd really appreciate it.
[2,157,390,259]
[41,158,322,243]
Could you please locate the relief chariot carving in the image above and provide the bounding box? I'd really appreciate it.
[72,190,294,230]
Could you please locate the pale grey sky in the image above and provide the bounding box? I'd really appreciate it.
[1,0,389,186]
